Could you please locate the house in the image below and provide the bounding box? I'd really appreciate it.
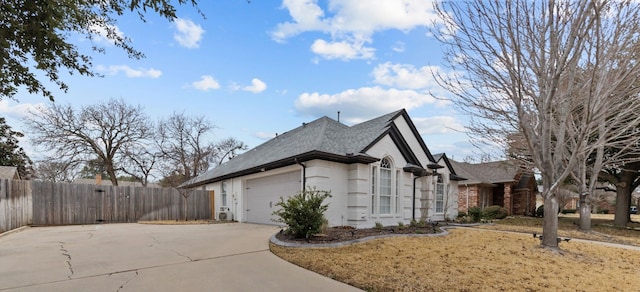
[182,109,464,228]
[0,166,20,180]
[450,160,537,216]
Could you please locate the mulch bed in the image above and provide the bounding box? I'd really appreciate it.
[275,224,443,244]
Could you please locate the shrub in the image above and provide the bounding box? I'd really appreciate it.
[468,207,483,222]
[483,205,508,220]
[374,222,383,229]
[561,209,577,214]
[457,212,467,218]
[597,209,609,214]
[536,205,545,217]
[272,187,331,239]
[397,222,405,229]
[409,219,418,227]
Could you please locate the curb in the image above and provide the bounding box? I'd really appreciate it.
[0,226,30,238]
[270,227,453,248]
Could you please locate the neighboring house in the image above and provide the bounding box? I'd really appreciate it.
[0,166,20,180]
[182,109,464,228]
[451,160,537,216]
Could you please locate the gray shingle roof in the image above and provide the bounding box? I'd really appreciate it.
[449,160,520,185]
[182,110,405,188]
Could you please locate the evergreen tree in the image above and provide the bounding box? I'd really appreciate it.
[0,118,33,179]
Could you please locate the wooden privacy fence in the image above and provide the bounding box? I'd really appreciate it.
[0,179,32,233]
[0,179,212,232]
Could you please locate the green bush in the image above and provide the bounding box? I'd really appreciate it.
[272,188,331,239]
[374,221,383,229]
[561,209,577,214]
[536,205,545,217]
[468,207,483,222]
[483,205,508,220]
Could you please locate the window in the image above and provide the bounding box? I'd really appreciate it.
[379,158,392,214]
[371,157,398,216]
[435,175,444,213]
[221,182,227,206]
[371,166,377,214]
[395,170,401,214]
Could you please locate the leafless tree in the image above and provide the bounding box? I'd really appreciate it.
[433,0,640,248]
[121,143,160,187]
[156,113,248,187]
[33,160,81,183]
[213,137,247,167]
[25,99,153,186]
[156,112,217,186]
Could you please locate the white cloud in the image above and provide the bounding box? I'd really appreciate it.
[97,65,162,78]
[413,116,465,135]
[272,0,330,42]
[191,75,221,91]
[242,78,267,93]
[392,41,405,53]
[294,86,437,123]
[311,39,375,60]
[174,18,205,48]
[272,0,441,60]
[0,100,43,118]
[372,62,439,89]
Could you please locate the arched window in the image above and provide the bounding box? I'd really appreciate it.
[435,175,444,213]
[379,158,392,214]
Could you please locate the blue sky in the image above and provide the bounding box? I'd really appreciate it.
[2,0,481,162]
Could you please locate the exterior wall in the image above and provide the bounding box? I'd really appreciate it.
[458,184,480,214]
[304,159,350,226]
[204,164,302,223]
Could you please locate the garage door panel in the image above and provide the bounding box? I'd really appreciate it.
[246,171,301,225]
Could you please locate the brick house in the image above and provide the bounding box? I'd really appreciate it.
[451,160,537,216]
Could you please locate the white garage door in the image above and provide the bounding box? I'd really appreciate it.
[245,171,302,225]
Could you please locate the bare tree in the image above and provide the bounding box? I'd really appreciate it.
[156,113,217,186]
[25,99,153,186]
[33,160,80,183]
[121,144,160,187]
[433,1,640,248]
[212,137,248,167]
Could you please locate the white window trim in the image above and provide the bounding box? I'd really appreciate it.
[371,157,399,217]
[435,175,445,214]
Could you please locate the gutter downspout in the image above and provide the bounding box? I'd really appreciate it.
[295,158,306,191]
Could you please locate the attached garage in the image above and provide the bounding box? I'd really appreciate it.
[244,171,302,225]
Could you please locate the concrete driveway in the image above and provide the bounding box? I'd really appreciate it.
[0,223,361,291]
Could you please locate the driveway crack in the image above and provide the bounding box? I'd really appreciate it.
[148,236,193,261]
[59,242,74,279]
[115,270,139,292]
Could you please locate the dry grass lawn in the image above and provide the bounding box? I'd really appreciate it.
[271,217,640,291]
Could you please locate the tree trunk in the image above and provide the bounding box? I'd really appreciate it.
[105,160,118,186]
[578,193,591,231]
[613,180,631,227]
[542,196,559,249]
